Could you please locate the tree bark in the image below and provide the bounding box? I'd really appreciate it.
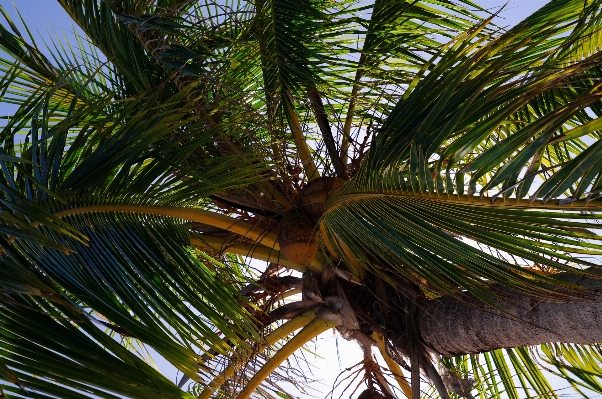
[419,273,602,356]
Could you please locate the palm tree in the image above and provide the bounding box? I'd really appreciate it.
[3,0,602,398]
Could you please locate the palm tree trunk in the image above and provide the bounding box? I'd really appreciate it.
[419,274,602,356]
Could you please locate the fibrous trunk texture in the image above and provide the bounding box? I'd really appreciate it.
[419,273,602,356]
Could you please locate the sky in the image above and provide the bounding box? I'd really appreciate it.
[0,0,597,399]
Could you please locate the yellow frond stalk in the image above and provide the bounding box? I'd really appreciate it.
[190,236,322,272]
[284,97,319,181]
[53,205,279,249]
[234,316,340,399]
[326,192,602,213]
[197,310,319,399]
[341,87,359,167]
[372,332,412,399]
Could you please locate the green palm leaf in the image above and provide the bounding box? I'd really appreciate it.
[320,0,602,298]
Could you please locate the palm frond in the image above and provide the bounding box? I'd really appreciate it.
[539,343,602,395]
[0,292,195,399]
[320,0,602,297]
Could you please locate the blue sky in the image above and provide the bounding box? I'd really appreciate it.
[2,0,550,53]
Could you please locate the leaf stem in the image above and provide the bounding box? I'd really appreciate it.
[53,205,280,249]
[307,87,346,179]
[372,332,412,398]
[197,310,319,399]
[326,191,602,213]
[190,236,322,272]
[341,54,366,167]
[284,95,320,181]
[234,315,340,399]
